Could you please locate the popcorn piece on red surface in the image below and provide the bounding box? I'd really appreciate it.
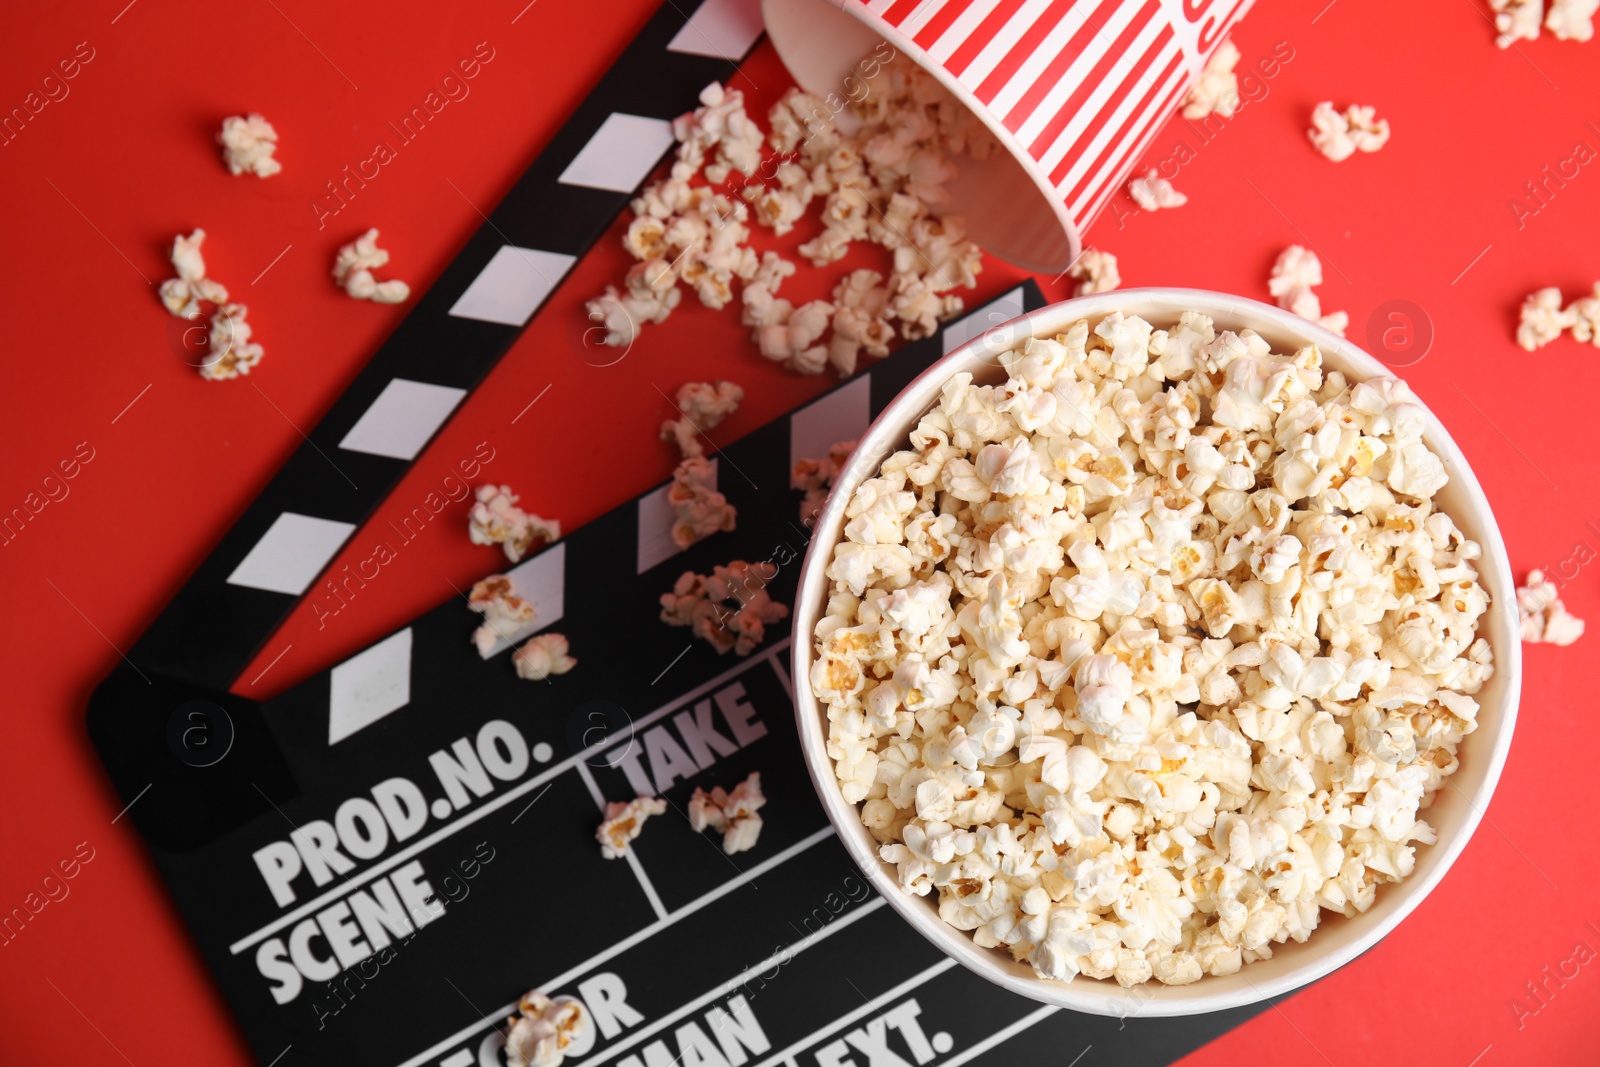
[1546,0,1599,39]
[688,772,767,854]
[199,303,265,381]
[586,273,681,348]
[1268,245,1321,307]
[755,298,836,376]
[1518,570,1585,645]
[217,113,282,178]
[1516,287,1577,350]
[1316,310,1349,337]
[1491,0,1545,46]
[513,633,576,681]
[468,484,560,563]
[660,380,745,458]
[467,574,537,657]
[793,439,858,525]
[1127,169,1187,211]
[667,456,738,549]
[333,228,410,304]
[597,796,669,860]
[1068,248,1120,296]
[1308,102,1390,163]
[1566,283,1600,344]
[504,991,590,1067]
[660,560,789,656]
[1268,245,1347,335]
[158,229,230,320]
[1181,40,1240,119]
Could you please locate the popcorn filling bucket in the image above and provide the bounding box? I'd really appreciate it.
[762,0,1254,273]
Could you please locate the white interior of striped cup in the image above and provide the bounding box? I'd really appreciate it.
[762,0,1081,273]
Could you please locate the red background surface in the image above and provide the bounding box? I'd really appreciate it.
[2,0,1597,1063]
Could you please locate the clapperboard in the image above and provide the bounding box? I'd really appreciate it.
[88,1,1282,1064]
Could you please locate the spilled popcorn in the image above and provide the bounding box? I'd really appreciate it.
[794,439,858,526]
[1307,102,1390,163]
[514,633,577,680]
[669,459,739,549]
[587,52,991,376]
[661,561,789,656]
[468,575,535,657]
[812,310,1494,986]
[660,380,745,457]
[158,229,228,318]
[469,484,560,563]
[1067,248,1120,297]
[1490,0,1598,45]
[661,380,742,549]
[1570,283,1600,342]
[597,796,668,859]
[504,990,590,1067]
[1516,282,1600,350]
[1546,0,1599,40]
[689,772,767,854]
[1127,170,1187,212]
[1517,570,1585,645]
[1269,246,1347,337]
[157,230,264,380]
[201,303,266,381]
[1181,40,1240,120]
[333,228,410,304]
[1491,0,1544,45]
[217,113,281,178]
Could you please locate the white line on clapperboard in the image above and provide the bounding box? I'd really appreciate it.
[394,825,839,1067]
[574,760,669,921]
[748,962,1060,1067]
[398,854,1055,1067]
[574,899,890,1067]
[228,638,793,957]
[749,959,960,1067]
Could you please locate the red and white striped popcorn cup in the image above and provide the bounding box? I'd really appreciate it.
[763,0,1253,272]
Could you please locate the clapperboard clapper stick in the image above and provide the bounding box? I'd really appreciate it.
[87,2,1276,1064]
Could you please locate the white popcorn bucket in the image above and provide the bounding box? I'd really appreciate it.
[762,0,1254,272]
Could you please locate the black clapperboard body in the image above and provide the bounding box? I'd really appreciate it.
[89,1,1279,1063]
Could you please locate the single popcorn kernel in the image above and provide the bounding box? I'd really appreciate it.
[199,303,266,381]
[467,574,536,657]
[217,113,281,178]
[468,484,560,563]
[688,772,767,854]
[1067,248,1120,296]
[814,310,1493,986]
[1517,570,1585,645]
[504,991,590,1067]
[1182,40,1241,119]
[597,796,668,859]
[660,379,744,458]
[333,228,410,304]
[1269,246,1347,336]
[1546,0,1599,40]
[661,560,789,656]
[792,439,858,526]
[1127,170,1187,211]
[1490,0,1545,46]
[1307,102,1390,163]
[513,633,576,681]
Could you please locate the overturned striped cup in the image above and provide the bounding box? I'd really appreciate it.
[763,0,1254,272]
